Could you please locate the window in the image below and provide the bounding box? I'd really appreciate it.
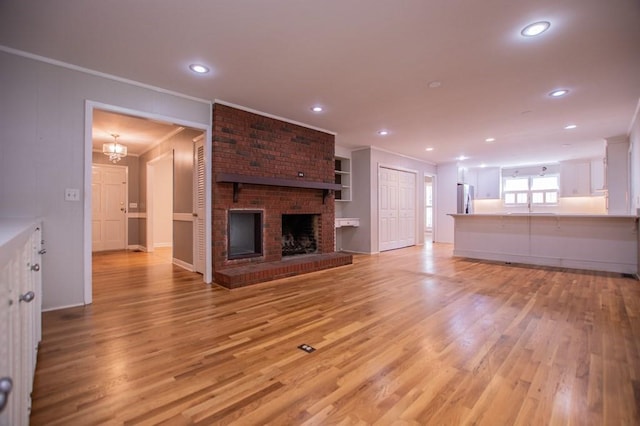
[503,175,558,206]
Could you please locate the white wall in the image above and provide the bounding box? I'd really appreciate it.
[0,50,211,310]
[474,197,607,215]
[339,148,372,253]
[341,147,436,253]
[435,162,458,243]
[152,154,173,248]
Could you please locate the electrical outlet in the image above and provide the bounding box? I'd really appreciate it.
[64,188,80,201]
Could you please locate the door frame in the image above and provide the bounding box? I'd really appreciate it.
[84,101,213,305]
[92,163,129,251]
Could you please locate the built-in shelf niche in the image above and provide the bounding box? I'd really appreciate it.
[334,157,351,201]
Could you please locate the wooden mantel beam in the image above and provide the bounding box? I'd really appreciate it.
[217,172,341,203]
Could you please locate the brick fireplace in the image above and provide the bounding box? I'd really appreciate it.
[212,104,352,288]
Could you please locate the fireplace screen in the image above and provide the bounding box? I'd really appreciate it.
[228,210,263,259]
[282,214,319,257]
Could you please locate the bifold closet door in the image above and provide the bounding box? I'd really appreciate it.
[379,167,416,251]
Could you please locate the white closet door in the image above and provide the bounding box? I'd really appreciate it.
[379,167,399,251]
[193,139,206,274]
[398,170,416,248]
[379,167,416,251]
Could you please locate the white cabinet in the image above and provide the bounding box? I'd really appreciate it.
[0,221,42,426]
[475,167,501,199]
[560,161,591,197]
[334,157,351,201]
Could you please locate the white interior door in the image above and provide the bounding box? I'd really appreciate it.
[92,164,127,251]
[379,166,416,251]
[398,170,416,247]
[379,167,399,251]
[193,138,206,274]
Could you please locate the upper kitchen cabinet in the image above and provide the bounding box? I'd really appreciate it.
[475,167,501,199]
[560,161,591,197]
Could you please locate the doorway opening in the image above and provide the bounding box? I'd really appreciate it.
[146,151,174,256]
[424,175,433,238]
[87,103,211,305]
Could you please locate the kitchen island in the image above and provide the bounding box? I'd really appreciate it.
[449,213,638,275]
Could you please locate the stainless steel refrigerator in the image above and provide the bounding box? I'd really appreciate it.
[457,183,474,214]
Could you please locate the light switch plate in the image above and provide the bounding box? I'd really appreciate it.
[65,188,80,201]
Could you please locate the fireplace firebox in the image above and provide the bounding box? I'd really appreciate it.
[228,210,263,259]
[282,214,320,257]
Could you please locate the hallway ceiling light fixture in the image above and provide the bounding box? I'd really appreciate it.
[311,105,324,112]
[103,133,127,163]
[521,21,551,37]
[189,64,210,74]
[378,130,389,136]
[564,124,577,130]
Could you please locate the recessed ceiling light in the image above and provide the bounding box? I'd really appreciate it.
[562,144,572,148]
[189,64,210,74]
[485,137,495,143]
[425,147,434,151]
[549,89,569,97]
[521,21,551,37]
[564,124,577,130]
[311,106,323,113]
[428,81,442,89]
[480,164,487,168]
[378,130,389,136]
[457,155,468,161]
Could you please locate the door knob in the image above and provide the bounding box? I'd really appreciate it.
[19,291,35,303]
[31,263,40,271]
[0,377,12,413]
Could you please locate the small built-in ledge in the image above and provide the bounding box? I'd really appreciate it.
[216,173,342,203]
[335,218,360,228]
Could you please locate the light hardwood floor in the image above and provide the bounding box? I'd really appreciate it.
[31,243,640,425]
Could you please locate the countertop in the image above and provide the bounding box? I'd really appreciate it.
[449,213,638,219]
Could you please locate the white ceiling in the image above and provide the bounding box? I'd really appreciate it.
[92,110,185,156]
[1,0,639,168]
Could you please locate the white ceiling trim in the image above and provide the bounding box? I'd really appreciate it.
[139,126,186,157]
[353,145,436,167]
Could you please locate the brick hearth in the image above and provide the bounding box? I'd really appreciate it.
[212,103,352,288]
[214,252,353,289]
